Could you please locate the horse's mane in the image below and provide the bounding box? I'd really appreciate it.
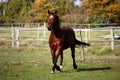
[55,15,61,27]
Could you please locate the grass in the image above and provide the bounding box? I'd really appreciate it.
[0,46,120,80]
[1,62,120,80]
[0,28,120,80]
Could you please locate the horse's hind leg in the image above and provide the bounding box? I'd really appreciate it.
[70,46,77,70]
[60,51,63,71]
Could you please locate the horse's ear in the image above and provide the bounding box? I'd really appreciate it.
[55,10,57,14]
[48,10,50,14]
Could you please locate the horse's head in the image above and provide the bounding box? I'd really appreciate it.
[47,10,60,31]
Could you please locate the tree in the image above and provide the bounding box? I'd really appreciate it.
[0,0,75,23]
[85,0,120,23]
[0,0,31,23]
[27,0,74,22]
[26,0,54,22]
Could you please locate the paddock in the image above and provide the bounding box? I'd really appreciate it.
[0,47,120,80]
[0,23,120,80]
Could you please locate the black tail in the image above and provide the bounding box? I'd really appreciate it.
[75,39,90,46]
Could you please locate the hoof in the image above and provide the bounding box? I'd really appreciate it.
[50,70,55,74]
[73,65,78,70]
[56,66,61,71]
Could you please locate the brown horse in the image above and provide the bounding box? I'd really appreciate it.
[47,10,90,73]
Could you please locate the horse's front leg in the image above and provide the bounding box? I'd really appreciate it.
[50,49,56,73]
[51,49,61,73]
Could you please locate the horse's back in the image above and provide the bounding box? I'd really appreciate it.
[62,26,76,49]
[62,26,75,38]
[62,26,75,34]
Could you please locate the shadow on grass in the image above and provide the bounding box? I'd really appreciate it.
[58,67,111,74]
[77,67,111,72]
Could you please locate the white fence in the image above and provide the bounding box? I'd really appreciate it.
[0,23,120,50]
[79,28,120,50]
[11,23,47,48]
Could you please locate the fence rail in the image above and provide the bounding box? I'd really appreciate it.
[0,23,120,50]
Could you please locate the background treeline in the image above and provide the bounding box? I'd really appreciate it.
[0,0,120,24]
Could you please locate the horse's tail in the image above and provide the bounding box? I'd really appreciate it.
[75,39,90,46]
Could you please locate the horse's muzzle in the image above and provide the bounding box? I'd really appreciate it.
[48,27,52,31]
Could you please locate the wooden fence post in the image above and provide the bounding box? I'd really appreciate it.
[37,23,40,40]
[16,29,20,48]
[11,24,15,47]
[88,24,91,40]
[79,30,85,61]
[111,28,114,50]
[85,27,88,43]
[43,22,46,39]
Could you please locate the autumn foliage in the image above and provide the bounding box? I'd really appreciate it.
[85,0,120,23]
[0,0,119,24]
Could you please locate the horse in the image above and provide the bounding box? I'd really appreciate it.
[47,10,90,74]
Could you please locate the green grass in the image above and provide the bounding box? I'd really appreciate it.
[0,62,120,80]
[0,28,120,80]
[0,47,120,80]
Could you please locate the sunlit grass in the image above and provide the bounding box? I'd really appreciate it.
[0,42,120,80]
[0,48,120,80]
[0,27,120,80]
